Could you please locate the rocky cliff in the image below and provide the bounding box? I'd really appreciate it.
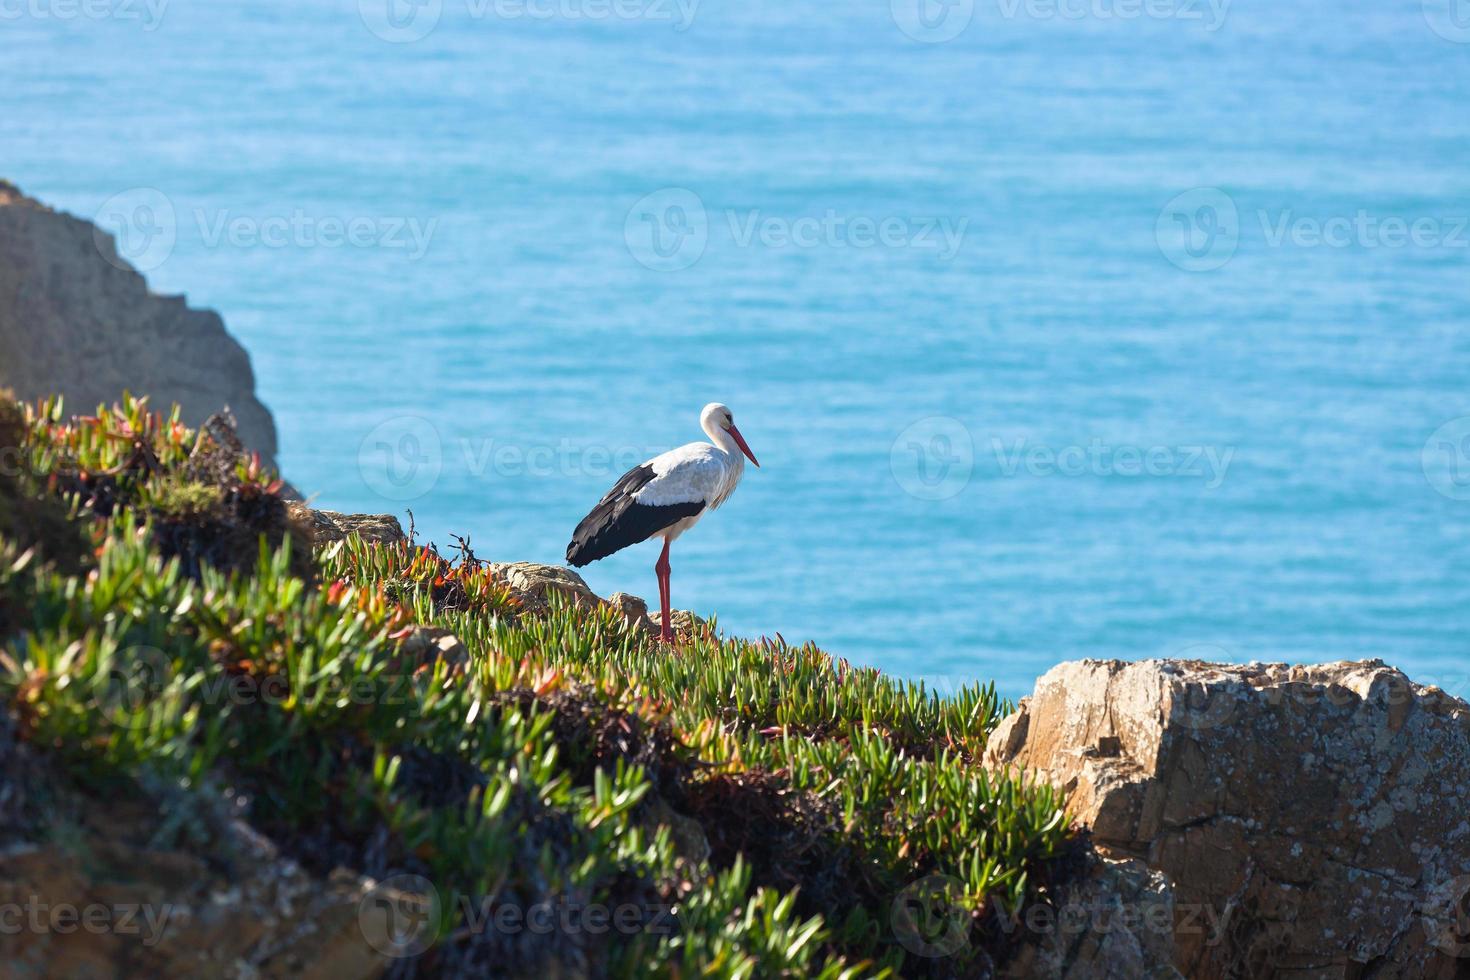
[989,659,1470,979]
[0,180,280,472]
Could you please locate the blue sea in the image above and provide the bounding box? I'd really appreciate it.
[5,0,1469,699]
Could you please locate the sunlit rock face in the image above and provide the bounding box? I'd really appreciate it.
[988,658,1470,979]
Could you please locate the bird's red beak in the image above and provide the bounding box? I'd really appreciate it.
[726,424,759,467]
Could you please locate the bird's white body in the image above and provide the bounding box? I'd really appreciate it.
[634,438,747,542]
[565,403,760,643]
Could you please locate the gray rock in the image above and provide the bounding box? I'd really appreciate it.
[0,180,281,474]
[1003,855,1183,980]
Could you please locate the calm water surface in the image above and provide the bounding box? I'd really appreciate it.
[4,0,1469,698]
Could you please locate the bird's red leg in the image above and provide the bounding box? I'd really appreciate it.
[655,538,673,644]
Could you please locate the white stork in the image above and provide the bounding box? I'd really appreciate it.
[567,403,760,643]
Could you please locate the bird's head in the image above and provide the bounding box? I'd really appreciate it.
[701,402,759,468]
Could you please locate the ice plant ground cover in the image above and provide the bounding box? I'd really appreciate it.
[0,393,1077,978]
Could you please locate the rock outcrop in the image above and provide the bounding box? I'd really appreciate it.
[650,608,710,639]
[487,561,604,611]
[0,180,281,473]
[398,624,469,672]
[299,508,406,546]
[986,659,1470,979]
[486,561,687,635]
[607,592,653,632]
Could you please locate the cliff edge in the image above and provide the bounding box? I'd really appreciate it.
[0,180,280,472]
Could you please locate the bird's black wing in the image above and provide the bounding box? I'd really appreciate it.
[566,462,705,567]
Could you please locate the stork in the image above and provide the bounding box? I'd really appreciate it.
[566,403,760,643]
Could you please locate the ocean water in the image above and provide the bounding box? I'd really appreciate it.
[4,0,1468,699]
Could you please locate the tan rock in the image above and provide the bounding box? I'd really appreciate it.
[298,507,406,546]
[472,563,663,636]
[486,562,601,611]
[398,625,468,670]
[987,659,1470,979]
[650,609,709,638]
[607,592,653,631]
[0,180,281,473]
